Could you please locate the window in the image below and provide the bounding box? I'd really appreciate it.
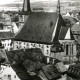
[14,75,16,78]
[27,43,29,46]
[47,45,49,48]
[17,46,18,49]
[8,43,9,46]
[66,44,68,55]
[47,50,49,55]
[24,43,25,45]
[72,44,73,55]
[50,22,53,27]
[8,75,11,78]
[39,44,41,47]
[42,45,44,48]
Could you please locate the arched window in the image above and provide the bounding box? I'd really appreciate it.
[66,44,68,55]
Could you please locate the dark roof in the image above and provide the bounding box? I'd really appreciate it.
[71,24,80,32]
[0,31,14,40]
[58,27,69,40]
[41,65,61,80]
[68,63,80,78]
[14,12,65,44]
[11,64,32,80]
[59,27,74,40]
[11,63,42,80]
[51,42,64,52]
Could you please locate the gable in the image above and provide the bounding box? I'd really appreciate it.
[65,27,75,40]
[65,27,71,39]
[59,27,74,40]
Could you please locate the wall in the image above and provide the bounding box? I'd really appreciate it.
[13,41,51,57]
[1,40,12,51]
[13,39,77,64]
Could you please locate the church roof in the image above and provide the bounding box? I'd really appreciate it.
[14,12,65,44]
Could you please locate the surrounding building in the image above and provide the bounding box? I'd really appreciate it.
[0,66,20,80]
[67,63,80,80]
[0,31,14,51]
[71,22,80,51]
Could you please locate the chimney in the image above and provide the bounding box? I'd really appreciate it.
[22,0,31,12]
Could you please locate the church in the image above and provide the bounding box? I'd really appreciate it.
[13,0,77,63]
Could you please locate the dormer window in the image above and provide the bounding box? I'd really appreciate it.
[19,15,24,22]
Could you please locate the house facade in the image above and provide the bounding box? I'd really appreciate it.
[13,0,77,64]
[0,31,14,51]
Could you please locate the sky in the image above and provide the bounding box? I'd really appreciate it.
[0,0,79,5]
[0,0,61,5]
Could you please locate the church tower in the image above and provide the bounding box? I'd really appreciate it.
[19,0,31,29]
[22,0,31,12]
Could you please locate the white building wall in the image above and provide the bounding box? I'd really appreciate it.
[1,40,12,51]
[0,66,20,80]
[13,41,51,57]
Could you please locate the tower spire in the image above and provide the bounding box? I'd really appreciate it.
[22,0,31,12]
[57,0,60,15]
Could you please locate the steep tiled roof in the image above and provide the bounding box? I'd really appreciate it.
[14,12,65,44]
[58,27,69,40]
[68,63,80,78]
[41,65,61,80]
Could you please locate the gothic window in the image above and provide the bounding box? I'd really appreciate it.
[72,44,73,55]
[66,44,68,55]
